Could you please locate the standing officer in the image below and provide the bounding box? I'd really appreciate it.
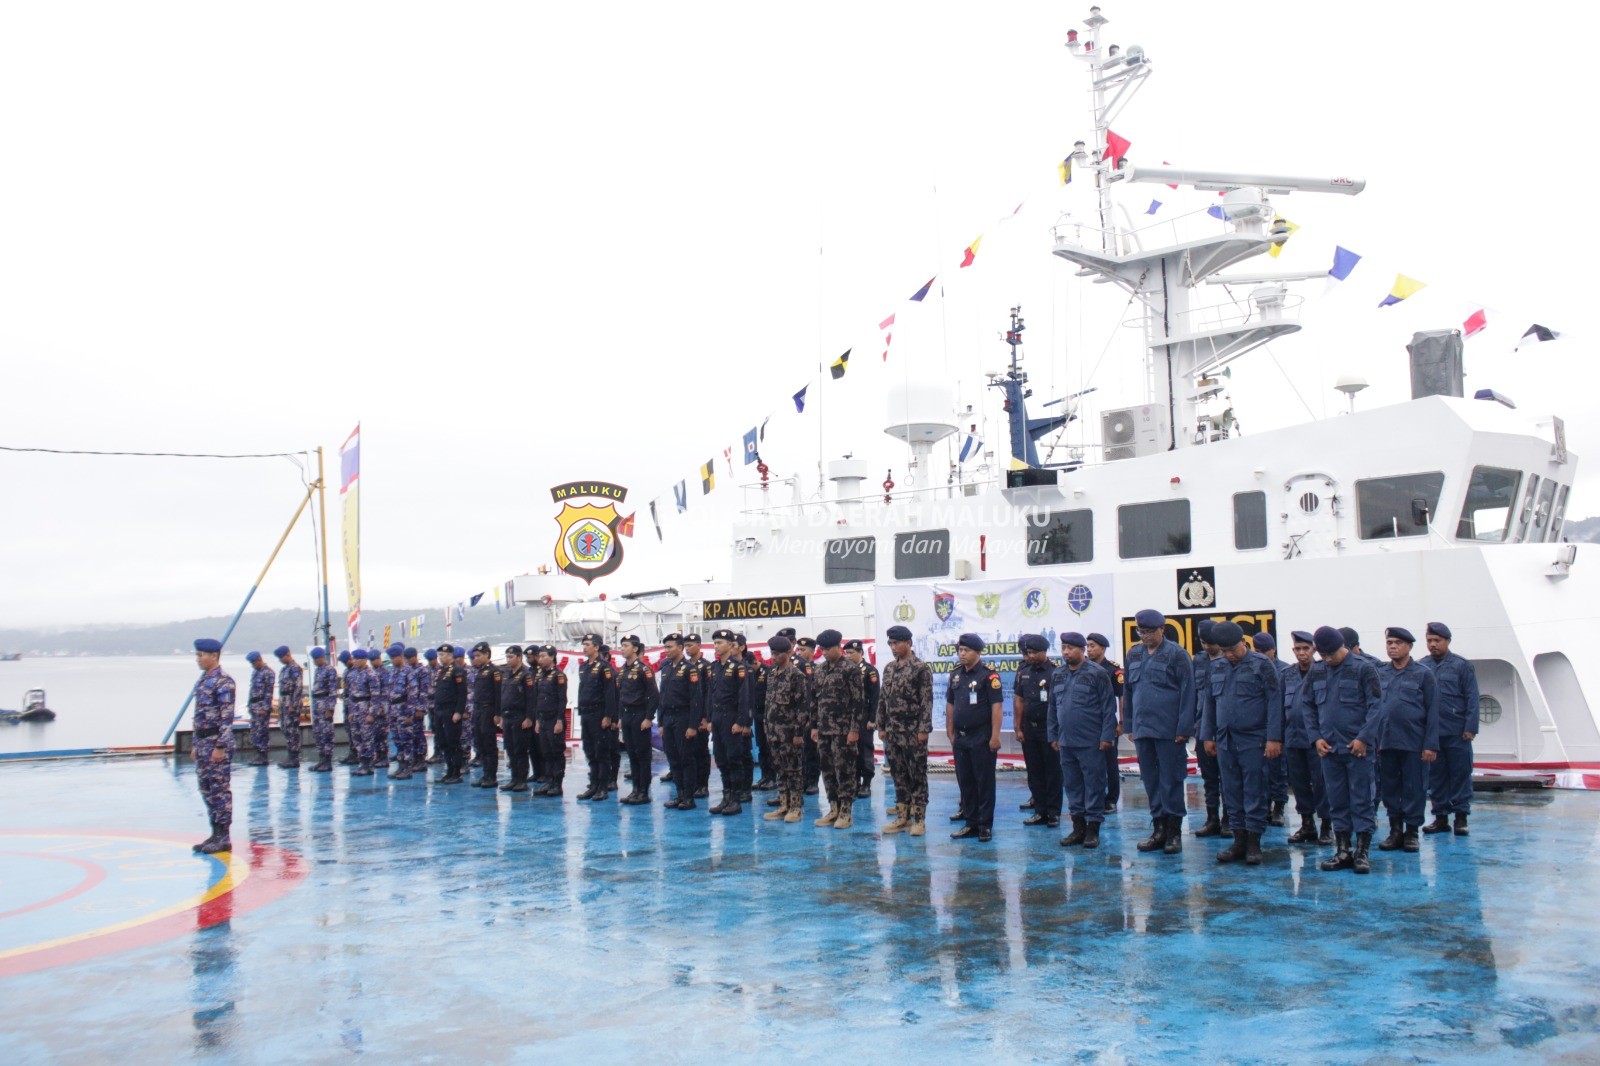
[371,646,394,770]
[533,646,570,797]
[1192,621,1227,839]
[275,645,304,770]
[386,646,417,781]
[1307,626,1382,875]
[1049,632,1116,849]
[1200,622,1284,867]
[1375,627,1440,854]
[844,639,880,798]
[809,630,865,830]
[497,645,533,793]
[877,625,932,836]
[1422,622,1479,837]
[337,650,357,765]
[190,639,236,854]
[1281,631,1331,845]
[707,630,752,816]
[946,633,1002,842]
[741,634,775,792]
[762,636,812,824]
[432,644,468,784]
[1123,610,1196,855]
[244,651,274,766]
[346,648,378,776]
[616,636,659,804]
[457,645,476,769]
[684,633,713,798]
[576,634,619,802]
[308,647,338,772]
[423,648,442,763]
[794,635,822,796]
[406,647,432,773]
[1253,632,1290,827]
[1085,633,1124,815]
[1014,635,1062,828]
[469,643,501,787]
[656,634,701,809]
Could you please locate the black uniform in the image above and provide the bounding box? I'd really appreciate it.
[1015,657,1062,821]
[688,655,713,794]
[1095,656,1125,811]
[616,657,659,798]
[577,656,620,797]
[948,661,1002,831]
[708,655,752,801]
[433,660,469,779]
[856,659,881,790]
[745,656,772,788]
[472,662,502,783]
[533,664,569,793]
[498,664,534,789]
[657,655,703,804]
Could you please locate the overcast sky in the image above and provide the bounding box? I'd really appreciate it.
[1,1,1593,629]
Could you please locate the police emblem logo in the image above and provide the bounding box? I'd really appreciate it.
[1022,587,1048,617]
[553,499,626,584]
[893,598,916,623]
[934,593,956,622]
[1177,566,1217,609]
[976,593,1001,619]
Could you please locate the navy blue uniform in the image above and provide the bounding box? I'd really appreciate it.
[1194,650,1225,818]
[1424,651,1479,818]
[472,663,501,783]
[1124,637,1196,820]
[687,655,713,792]
[1262,654,1290,809]
[616,657,659,796]
[744,657,772,786]
[657,656,702,802]
[1015,658,1062,820]
[1095,656,1124,811]
[1281,660,1328,824]
[708,656,752,799]
[946,662,1002,830]
[1306,656,1382,835]
[433,662,468,779]
[1376,659,1441,827]
[856,660,880,788]
[1200,651,1284,835]
[533,664,569,791]
[577,656,619,795]
[499,665,534,788]
[1048,659,1117,823]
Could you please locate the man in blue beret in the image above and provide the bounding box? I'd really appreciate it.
[1282,631,1332,846]
[1050,632,1117,848]
[275,645,305,770]
[190,639,236,853]
[1306,626,1383,874]
[455,645,475,771]
[244,651,274,767]
[369,648,392,772]
[1014,634,1061,828]
[1085,633,1125,816]
[307,647,339,772]
[1421,622,1478,837]
[1200,622,1283,866]
[947,633,1002,842]
[345,648,380,776]
[1124,610,1196,855]
[1191,620,1228,839]
[336,650,357,764]
[1374,627,1440,854]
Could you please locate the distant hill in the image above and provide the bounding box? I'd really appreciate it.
[1564,516,1600,544]
[0,606,526,657]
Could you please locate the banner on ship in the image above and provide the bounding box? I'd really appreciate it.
[874,575,1116,731]
[340,425,361,645]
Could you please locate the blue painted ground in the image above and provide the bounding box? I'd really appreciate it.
[2,754,1598,1064]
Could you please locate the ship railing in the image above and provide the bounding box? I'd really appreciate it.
[737,477,989,519]
[1123,290,1304,340]
[1052,203,1245,259]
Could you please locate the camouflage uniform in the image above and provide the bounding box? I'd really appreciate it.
[193,665,237,831]
[388,659,418,778]
[277,658,305,765]
[311,661,339,765]
[346,663,380,772]
[764,660,813,814]
[879,653,934,816]
[462,663,478,764]
[245,663,274,761]
[370,658,391,762]
[410,661,434,768]
[813,656,866,809]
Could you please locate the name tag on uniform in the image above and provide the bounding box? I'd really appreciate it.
[1038,682,1049,701]
[969,688,978,705]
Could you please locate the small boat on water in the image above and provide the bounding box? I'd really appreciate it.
[0,652,22,662]
[0,688,56,722]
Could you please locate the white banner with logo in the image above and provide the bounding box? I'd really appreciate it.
[874,575,1117,730]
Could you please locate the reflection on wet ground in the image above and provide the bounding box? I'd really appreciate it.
[2,756,1598,1062]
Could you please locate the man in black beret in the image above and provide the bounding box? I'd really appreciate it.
[1014,634,1061,828]
[843,639,880,799]
[1374,627,1440,854]
[947,634,1002,842]
[878,625,932,835]
[810,629,866,830]
[1421,622,1479,837]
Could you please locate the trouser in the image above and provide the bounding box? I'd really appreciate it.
[663,716,697,799]
[1060,745,1107,823]
[1320,747,1376,834]
[694,726,712,790]
[461,705,475,760]
[883,730,929,810]
[1196,743,1221,810]
[1020,725,1061,817]
[1285,744,1328,819]
[580,711,606,787]
[474,711,499,780]
[311,698,336,762]
[248,702,271,755]
[194,736,234,830]
[429,708,443,755]
[819,732,857,806]
[1104,743,1122,808]
[410,705,428,765]
[612,728,625,786]
[504,718,532,785]
[1269,748,1289,804]
[388,702,412,767]
[280,702,301,763]
[371,706,389,764]
[753,713,771,780]
[1379,748,1427,826]
[712,714,752,794]
[951,733,996,829]
[857,725,876,785]
[530,717,547,782]
[351,705,377,765]
[622,710,654,793]
[536,719,565,786]
[803,735,820,789]
[771,721,807,809]
[436,710,463,777]
[1133,737,1188,819]
[1218,734,1268,835]
[1429,733,1474,816]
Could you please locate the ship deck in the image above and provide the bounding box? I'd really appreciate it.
[2,754,1598,1063]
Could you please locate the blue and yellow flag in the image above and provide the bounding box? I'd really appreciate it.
[1378,274,1426,308]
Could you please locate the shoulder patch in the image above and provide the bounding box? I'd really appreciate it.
[688,671,698,683]
[989,675,1001,690]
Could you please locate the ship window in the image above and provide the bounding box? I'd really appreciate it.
[1552,484,1570,541]
[1233,491,1268,550]
[1026,509,1094,566]
[894,529,950,579]
[1455,466,1521,543]
[1118,499,1192,559]
[1514,475,1541,542]
[824,537,876,585]
[1531,479,1557,541]
[1356,472,1445,540]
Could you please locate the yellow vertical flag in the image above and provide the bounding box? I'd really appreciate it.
[1267,216,1300,258]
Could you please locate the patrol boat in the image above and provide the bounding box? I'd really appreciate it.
[517,5,1597,787]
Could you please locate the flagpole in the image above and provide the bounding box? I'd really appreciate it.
[316,445,332,652]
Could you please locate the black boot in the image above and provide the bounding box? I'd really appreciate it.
[1217,829,1246,864]
[1267,801,1285,828]
[1352,832,1372,874]
[719,797,742,816]
[710,793,729,815]
[1059,814,1087,847]
[1194,808,1223,838]
[339,752,357,765]
[193,821,221,852]
[277,759,299,769]
[1082,820,1101,849]
[577,781,597,801]
[1401,824,1420,853]
[1319,832,1353,871]
[1024,812,1049,826]
[1245,831,1263,866]
[1318,817,1334,846]
[1288,816,1318,844]
[1136,816,1167,853]
[1422,813,1451,835]
[1454,813,1470,836]
[1378,818,1404,851]
[310,758,332,772]
[198,832,233,855]
[247,755,268,767]
[1218,808,1233,834]
[1162,815,1184,854]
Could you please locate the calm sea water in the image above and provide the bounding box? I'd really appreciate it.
[0,654,265,754]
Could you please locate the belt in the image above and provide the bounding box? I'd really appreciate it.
[312,691,331,698]
[347,696,370,702]
[388,698,405,704]
[194,727,220,738]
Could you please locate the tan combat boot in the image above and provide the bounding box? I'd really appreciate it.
[783,805,802,823]
[907,805,926,836]
[882,803,908,834]
[763,800,788,821]
[834,807,853,830]
[815,802,838,827]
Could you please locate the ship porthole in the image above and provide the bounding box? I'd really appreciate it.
[1299,492,1320,514]
[1479,695,1502,726]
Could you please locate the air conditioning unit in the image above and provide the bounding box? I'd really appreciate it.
[1101,405,1169,462]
